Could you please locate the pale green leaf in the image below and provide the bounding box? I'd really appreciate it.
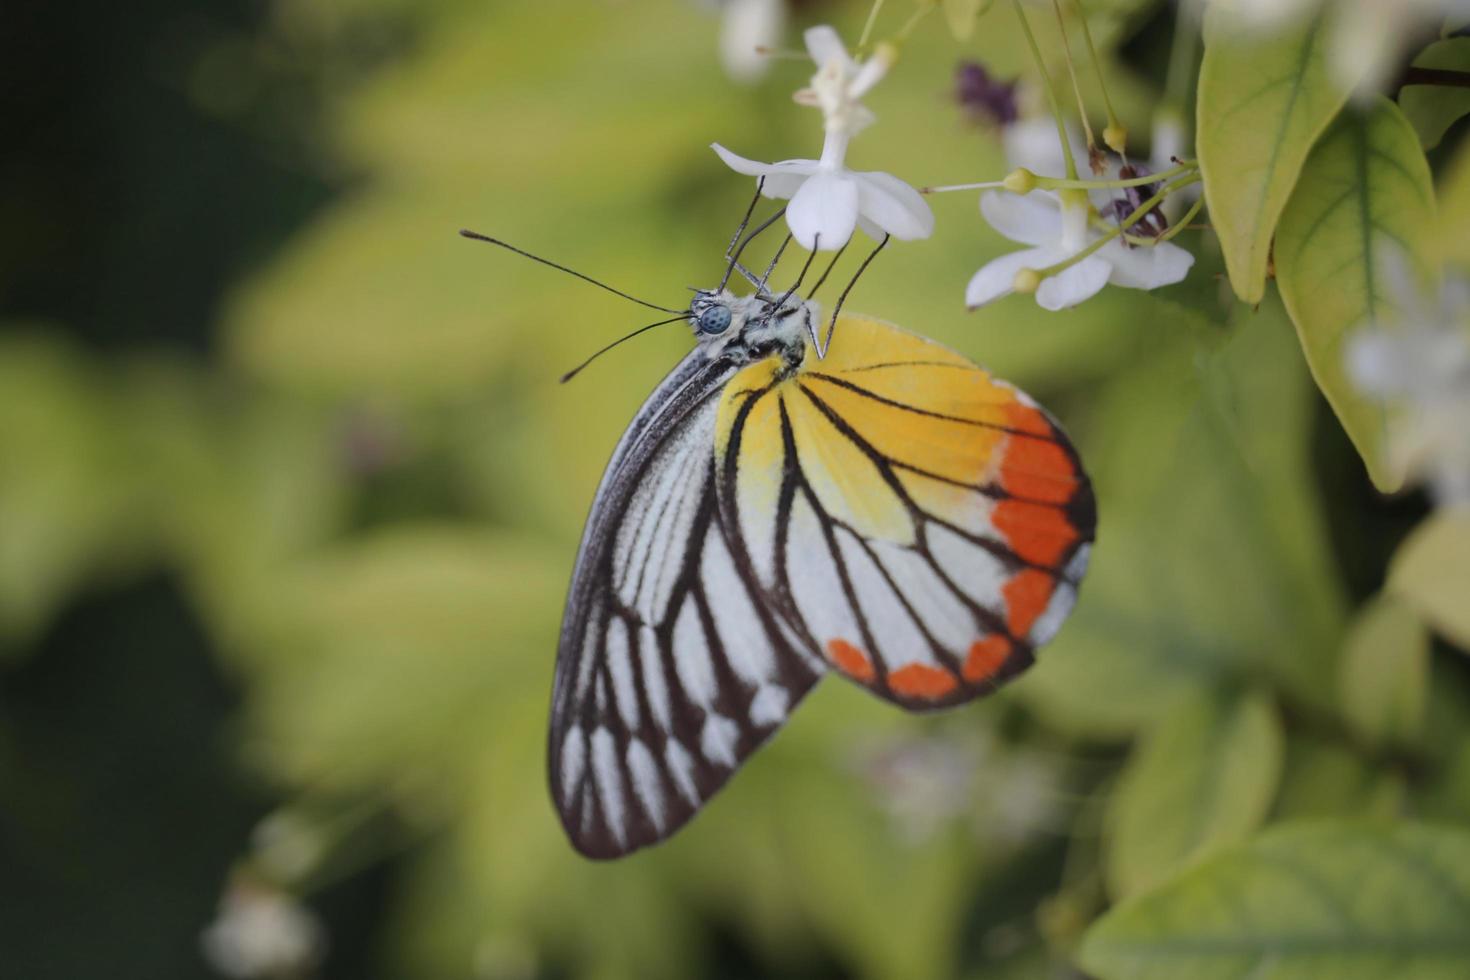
[1275,97,1436,492]
[1437,138,1470,270]
[1271,734,1404,821]
[1104,691,1284,899]
[1080,821,1470,980]
[1400,39,1470,150]
[1339,594,1430,748]
[1197,8,1352,303]
[1388,512,1470,650]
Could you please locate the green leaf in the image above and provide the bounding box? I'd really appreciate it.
[1196,8,1352,303]
[1339,594,1430,748]
[1388,512,1470,651]
[1399,39,1470,150]
[1104,691,1284,899]
[1080,821,1470,980]
[1271,734,1404,821]
[1275,97,1436,493]
[1437,138,1470,270]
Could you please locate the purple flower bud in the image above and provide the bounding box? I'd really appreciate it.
[954,61,1019,127]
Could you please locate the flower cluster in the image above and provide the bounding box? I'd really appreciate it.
[711,23,1196,312]
[713,26,934,252]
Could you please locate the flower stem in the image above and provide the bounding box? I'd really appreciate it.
[896,2,934,41]
[1050,0,1098,157]
[1036,162,1196,190]
[1011,0,1079,181]
[1151,194,1206,244]
[922,161,1197,196]
[920,181,1008,194]
[1073,0,1124,152]
[1031,173,1201,278]
[858,0,888,50]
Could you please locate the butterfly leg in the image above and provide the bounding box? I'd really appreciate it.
[818,234,889,358]
[720,206,788,295]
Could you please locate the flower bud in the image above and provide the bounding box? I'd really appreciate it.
[1003,168,1037,194]
[1013,268,1042,294]
[1103,123,1128,155]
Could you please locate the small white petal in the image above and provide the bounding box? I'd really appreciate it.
[980,191,1062,247]
[787,169,859,250]
[852,170,934,241]
[1100,239,1195,290]
[965,247,1051,309]
[847,48,893,100]
[711,144,819,200]
[803,25,853,70]
[1035,256,1112,311]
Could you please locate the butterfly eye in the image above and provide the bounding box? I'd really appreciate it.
[697,304,732,335]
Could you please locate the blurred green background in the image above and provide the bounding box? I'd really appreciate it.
[3,1,1467,979]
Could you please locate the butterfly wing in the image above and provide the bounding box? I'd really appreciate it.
[715,314,1094,710]
[551,351,824,859]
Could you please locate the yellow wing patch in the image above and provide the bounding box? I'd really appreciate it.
[714,313,1094,710]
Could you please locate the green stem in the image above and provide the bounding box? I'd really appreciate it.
[1031,173,1201,278]
[1051,0,1097,152]
[1037,161,1196,190]
[1073,0,1122,139]
[858,0,888,50]
[1011,0,1079,181]
[896,2,934,41]
[1152,193,1206,244]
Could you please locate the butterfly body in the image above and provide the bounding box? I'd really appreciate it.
[551,288,1094,859]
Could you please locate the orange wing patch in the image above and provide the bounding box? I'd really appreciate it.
[827,638,876,683]
[963,636,1012,683]
[888,663,960,700]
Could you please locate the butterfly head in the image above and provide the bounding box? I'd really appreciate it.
[689,288,816,364]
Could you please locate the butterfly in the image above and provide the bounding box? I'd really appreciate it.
[463,218,1095,860]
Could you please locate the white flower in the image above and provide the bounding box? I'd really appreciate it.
[966,190,1194,311]
[1347,274,1470,506]
[716,0,787,84]
[712,25,933,251]
[201,878,325,979]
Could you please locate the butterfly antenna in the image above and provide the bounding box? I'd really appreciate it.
[818,234,889,358]
[719,206,787,292]
[558,314,690,384]
[459,229,685,315]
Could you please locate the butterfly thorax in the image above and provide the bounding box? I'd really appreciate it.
[688,288,815,374]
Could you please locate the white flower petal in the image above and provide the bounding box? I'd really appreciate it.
[711,144,819,200]
[787,170,859,250]
[803,25,853,71]
[1002,118,1088,179]
[852,170,934,241]
[966,247,1052,309]
[1035,256,1112,311]
[719,0,786,84]
[1099,239,1195,290]
[981,191,1062,247]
